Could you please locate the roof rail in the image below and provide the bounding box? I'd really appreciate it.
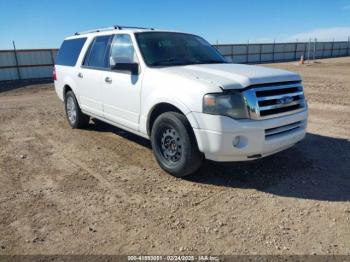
[74,25,154,35]
[74,26,116,35]
[113,25,155,30]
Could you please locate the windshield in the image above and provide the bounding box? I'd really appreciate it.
[135,32,227,66]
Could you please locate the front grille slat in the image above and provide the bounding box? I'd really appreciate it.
[265,121,303,137]
[257,91,304,101]
[252,83,303,92]
[265,120,306,140]
[243,81,306,120]
[260,104,302,117]
[259,100,302,111]
[256,87,300,97]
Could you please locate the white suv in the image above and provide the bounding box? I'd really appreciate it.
[54,26,308,177]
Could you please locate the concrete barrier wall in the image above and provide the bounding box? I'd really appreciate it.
[0,40,349,81]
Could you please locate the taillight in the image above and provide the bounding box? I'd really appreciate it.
[53,65,57,81]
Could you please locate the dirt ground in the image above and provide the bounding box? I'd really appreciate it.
[0,57,349,255]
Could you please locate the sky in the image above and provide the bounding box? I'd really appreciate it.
[0,0,350,49]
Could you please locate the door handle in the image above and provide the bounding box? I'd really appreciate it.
[77,72,83,78]
[105,77,112,84]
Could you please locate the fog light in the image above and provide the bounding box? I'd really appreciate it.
[232,135,248,149]
[233,136,241,147]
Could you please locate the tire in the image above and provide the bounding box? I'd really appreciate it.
[151,112,203,177]
[65,91,90,128]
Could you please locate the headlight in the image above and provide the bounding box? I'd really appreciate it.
[203,92,249,119]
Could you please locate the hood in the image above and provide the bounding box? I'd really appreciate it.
[160,63,301,90]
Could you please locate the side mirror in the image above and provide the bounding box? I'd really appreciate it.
[111,63,139,75]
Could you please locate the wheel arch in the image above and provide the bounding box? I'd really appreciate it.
[63,85,72,101]
[146,102,199,137]
[61,75,78,102]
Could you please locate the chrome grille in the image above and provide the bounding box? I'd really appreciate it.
[243,81,306,120]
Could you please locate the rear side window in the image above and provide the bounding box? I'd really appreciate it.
[55,38,87,66]
[83,35,111,68]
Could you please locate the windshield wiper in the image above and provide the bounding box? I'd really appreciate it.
[189,59,228,64]
[151,58,191,66]
[151,58,228,66]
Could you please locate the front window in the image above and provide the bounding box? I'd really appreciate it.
[135,32,227,66]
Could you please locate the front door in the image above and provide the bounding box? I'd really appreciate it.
[101,34,142,131]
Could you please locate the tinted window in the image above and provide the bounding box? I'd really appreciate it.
[56,38,87,66]
[83,35,111,68]
[135,32,226,66]
[110,34,137,66]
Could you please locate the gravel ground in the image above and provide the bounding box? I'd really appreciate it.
[0,57,349,255]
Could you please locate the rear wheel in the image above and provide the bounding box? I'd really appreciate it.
[65,91,90,128]
[151,112,203,177]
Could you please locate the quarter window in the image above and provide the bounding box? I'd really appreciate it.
[83,35,111,68]
[56,38,87,66]
[110,34,138,67]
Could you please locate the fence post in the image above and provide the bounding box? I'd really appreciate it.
[313,38,317,61]
[331,39,334,57]
[12,41,21,81]
[272,39,276,63]
[50,49,55,65]
[259,44,262,64]
[231,44,234,63]
[322,42,325,58]
[307,38,311,63]
[294,40,298,61]
[347,36,350,56]
[246,40,249,64]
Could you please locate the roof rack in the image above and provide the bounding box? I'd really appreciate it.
[74,25,154,35]
[114,25,155,30]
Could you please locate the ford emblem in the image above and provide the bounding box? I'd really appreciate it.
[277,96,293,105]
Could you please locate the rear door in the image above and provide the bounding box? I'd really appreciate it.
[77,35,112,117]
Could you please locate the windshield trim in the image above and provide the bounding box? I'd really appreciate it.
[134,31,227,67]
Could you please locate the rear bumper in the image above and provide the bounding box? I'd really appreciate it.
[190,109,308,162]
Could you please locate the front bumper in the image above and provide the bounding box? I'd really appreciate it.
[190,109,308,162]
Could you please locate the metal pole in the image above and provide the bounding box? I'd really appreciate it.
[307,38,311,63]
[294,39,298,61]
[313,38,317,61]
[322,42,325,59]
[246,40,249,64]
[259,44,262,64]
[272,39,276,63]
[12,40,21,80]
[347,36,350,56]
[50,49,55,65]
[231,44,234,63]
[331,38,334,57]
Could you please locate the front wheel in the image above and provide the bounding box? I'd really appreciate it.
[151,112,203,177]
